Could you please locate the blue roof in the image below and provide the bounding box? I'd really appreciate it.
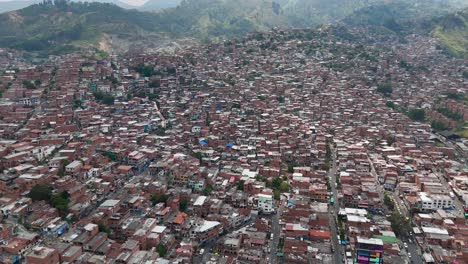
[200,140,208,145]
[226,143,233,147]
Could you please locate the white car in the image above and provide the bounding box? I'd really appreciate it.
[404,242,408,249]
[408,253,412,258]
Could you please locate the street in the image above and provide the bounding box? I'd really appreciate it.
[328,149,344,264]
[369,155,424,264]
[269,203,283,264]
[407,241,423,264]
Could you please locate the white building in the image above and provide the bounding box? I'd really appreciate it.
[257,193,274,214]
[418,192,453,211]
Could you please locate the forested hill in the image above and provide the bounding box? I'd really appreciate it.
[0,0,465,56]
[430,9,468,57]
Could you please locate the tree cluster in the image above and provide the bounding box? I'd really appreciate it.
[93,91,115,105]
[408,108,425,121]
[376,83,393,96]
[29,185,70,217]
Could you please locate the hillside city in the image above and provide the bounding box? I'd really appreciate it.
[0,24,467,264]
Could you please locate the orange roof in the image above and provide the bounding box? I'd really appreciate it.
[118,165,132,172]
[309,229,331,239]
[173,212,188,225]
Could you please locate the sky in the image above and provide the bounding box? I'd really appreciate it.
[0,0,149,7]
[118,0,148,6]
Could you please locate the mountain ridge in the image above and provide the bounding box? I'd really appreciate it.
[0,0,465,56]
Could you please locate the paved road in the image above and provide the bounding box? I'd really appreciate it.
[269,202,284,264]
[328,149,344,263]
[368,156,424,264]
[407,241,423,264]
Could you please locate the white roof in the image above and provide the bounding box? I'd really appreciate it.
[100,199,120,208]
[347,215,370,223]
[421,227,449,235]
[357,237,383,246]
[344,208,368,216]
[151,225,167,234]
[198,220,221,233]
[194,196,207,206]
[84,223,97,232]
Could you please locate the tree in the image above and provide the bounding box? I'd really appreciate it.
[193,152,203,164]
[179,200,188,212]
[203,184,214,196]
[29,184,52,201]
[93,91,105,101]
[156,244,167,257]
[386,101,395,109]
[151,194,168,206]
[287,163,294,173]
[271,177,282,189]
[386,136,395,147]
[73,99,83,109]
[388,212,411,237]
[384,193,395,210]
[205,112,210,126]
[57,160,69,177]
[377,83,393,96]
[273,190,281,200]
[279,182,289,192]
[236,180,245,191]
[431,120,447,131]
[135,64,154,77]
[50,192,69,216]
[107,76,118,85]
[102,95,115,105]
[98,223,111,235]
[22,80,36,89]
[408,108,425,121]
[149,79,161,88]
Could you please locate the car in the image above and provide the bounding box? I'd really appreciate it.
[408,253,412,258]
[404,242,408,249]
[408,239,413,244]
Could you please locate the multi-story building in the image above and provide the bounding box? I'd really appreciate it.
[356,237,384,264]
[418,192,453,211]
[256,193,274,214]
[26,247,60,264]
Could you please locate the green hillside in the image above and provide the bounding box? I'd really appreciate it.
[431,9,468,58]
[342,2,467,58]
[0,0,465,55]
[0,0,271,54]
[343,1,465,33]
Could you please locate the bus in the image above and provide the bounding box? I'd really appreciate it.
[330,197,335,205]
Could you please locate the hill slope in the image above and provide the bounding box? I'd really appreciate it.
[139,0,182,11]
[431,9,468,57]
[0,0,38,13]
[0,0,135,13]
[0,0,466,55]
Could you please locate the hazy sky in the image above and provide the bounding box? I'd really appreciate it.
[119,0,148,6]
[0,0,149,7]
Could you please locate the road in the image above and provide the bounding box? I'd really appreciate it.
[407,241,423,264]
[269,202,284,264]
[193,215,258,264]
[328,148,344,263]
[369,155,424,264]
